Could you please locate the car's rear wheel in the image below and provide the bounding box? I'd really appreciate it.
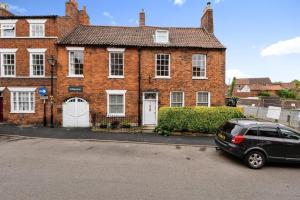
[245,151,266,169]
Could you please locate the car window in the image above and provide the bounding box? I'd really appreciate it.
[246,128,258,136]
[221,122,243,136]
[280,129,300,140]
[259,128,280,138]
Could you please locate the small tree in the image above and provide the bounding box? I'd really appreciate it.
[277,89,297,99]
[227,77,236,97]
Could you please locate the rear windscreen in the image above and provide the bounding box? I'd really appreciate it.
[222,122,243,136]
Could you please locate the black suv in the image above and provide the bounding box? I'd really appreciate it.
[215,119,300,169]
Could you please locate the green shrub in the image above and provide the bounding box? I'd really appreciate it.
[156,106,244,134]
[258,91,271,97]
[277,89,297,99]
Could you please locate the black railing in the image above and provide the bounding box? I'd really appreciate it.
[92,114,140,132]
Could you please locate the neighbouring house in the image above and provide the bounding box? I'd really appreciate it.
[56,2,226,127]
[0,0,89,124]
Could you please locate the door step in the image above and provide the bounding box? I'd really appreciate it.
[142,125,156,133]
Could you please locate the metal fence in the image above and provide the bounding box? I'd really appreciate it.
[92,114,140,132]
[242,105,300,130]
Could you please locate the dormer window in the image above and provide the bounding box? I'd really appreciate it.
[155,30,169,44]
[27,19,47,38]
[0,20,17,38]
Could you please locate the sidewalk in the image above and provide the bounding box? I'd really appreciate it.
[0,124,215,146]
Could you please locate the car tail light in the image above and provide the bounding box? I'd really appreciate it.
[231,135,245,144]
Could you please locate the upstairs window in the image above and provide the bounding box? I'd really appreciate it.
[27,19,46,38]
[170,92,184,107]
[108,48,125,78]
[197,91,210,107]
[0,53,16,77]
[155,54,170,78]
[28,49,46,77]
[67,47,84,77]
[155,30,169,43]
[192,54,207,79]
[0,23,16,38]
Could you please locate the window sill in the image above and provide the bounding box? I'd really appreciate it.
[155,76,171,79]
[30,76,45,78]
[0,76,16,78]
[108,76,125,79]
[10,111,35,114]
[67,75,84,78]
[192,77,208,80]
[107,114,126,117]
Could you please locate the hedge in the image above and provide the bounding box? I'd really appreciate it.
[156,106,244,134]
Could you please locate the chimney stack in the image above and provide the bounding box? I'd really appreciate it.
[201,2,214,33]
[139,9,145,26]
[0,3,14,16]
[65,0,79,17]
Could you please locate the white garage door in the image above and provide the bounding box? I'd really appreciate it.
[63,97,90,127]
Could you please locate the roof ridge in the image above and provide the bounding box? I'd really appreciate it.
[78,24,204,30]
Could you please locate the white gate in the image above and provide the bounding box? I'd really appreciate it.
[63,97,90,127]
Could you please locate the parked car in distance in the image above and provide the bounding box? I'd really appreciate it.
[215,119,300,169]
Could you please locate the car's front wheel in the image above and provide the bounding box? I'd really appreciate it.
[245,151,266,169]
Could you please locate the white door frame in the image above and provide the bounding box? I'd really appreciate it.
[142,92,159,126]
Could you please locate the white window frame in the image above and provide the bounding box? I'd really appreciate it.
[170,91,185,107]
[155,30,169,44]
[196,91,211,107]
[155,53,171,79]
[192,54,207,79]
[67,47,85,78]
[108,48,125,79]
[28,48,46,77]
[8,87,36,114]
[0,49,18,77]
[0,20,17,38]
[106,90,127,117]
[27,19,46,38]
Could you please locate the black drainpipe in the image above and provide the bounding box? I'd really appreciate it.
[138,48,142,126]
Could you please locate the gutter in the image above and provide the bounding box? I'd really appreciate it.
[138,48,142,126]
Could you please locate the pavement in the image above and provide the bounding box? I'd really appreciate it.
[0,136,300,200]
[0,124,215,146]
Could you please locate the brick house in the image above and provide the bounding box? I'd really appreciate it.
[0,0,89,124]
[56,2,226,127]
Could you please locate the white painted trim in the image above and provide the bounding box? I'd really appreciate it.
[0,36,58,39]
[29,23,45,38]
[29,52,45,78]
[27,48,47,53]
[8,87,37,92]
[0,20,18,24]
[0,87,5,91]
[192,54,207,79]
[67,75,84,78]
[9,90,35,114]
[192,77,208,80]
[142,92,159,126]
[155,30,169,44]
[0,23,16,38]
[26,19,47,24]
[106,90,127,117]
[107,48,125,52]
[196,91,211,107]
[66,47,85,51]
[170,91,185,107]
[68,50,84,77]
[108,51,125,79]
[155,53,171,78]
[0,48,18,53]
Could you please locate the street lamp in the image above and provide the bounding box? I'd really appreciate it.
[47,55,56,128]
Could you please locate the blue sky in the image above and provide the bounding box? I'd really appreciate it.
[5,0,300,83]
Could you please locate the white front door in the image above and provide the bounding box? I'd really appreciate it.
[63,97,90,127]
[143,93,158,125]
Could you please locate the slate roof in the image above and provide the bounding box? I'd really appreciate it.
[58,25,225,49]
[237,78,272,85]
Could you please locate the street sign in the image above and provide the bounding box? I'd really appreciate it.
[40,96,49,100]
[38,87,48,97]
[68,86,83,93]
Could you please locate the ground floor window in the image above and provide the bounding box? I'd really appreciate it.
[10,90,35,113]
[197,92,210,107]
[170,91,184,107]
[106,90,126,117]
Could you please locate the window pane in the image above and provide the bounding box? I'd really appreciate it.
[192,54,206,78]
[197,92,209,107]
[281,129,300,140]
[70,51,83,75]
[109,94,124,114]
[259,128,279,138]
[31,24,44,37]
[31,53,44,76]
[1,24,15,37]
[246,128,258,136]
[110,52,124,76]
[171,92,183,107]
[2,53,15,76]
[156,54,170,77]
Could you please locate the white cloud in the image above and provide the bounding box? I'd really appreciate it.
[8,4,27,14]
[174,0,186,6]
[226,69,249,84]
[261,37,300,57]
[103,12,116,25]
[215,0,225,4]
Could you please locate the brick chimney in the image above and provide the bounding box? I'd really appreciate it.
[65,0,79,17]
[139,9,145,26]
[201,2,214,33]
[0,3,14,16]
[79,6,90,25]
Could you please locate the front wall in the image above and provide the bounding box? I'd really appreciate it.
[57,46,226,125]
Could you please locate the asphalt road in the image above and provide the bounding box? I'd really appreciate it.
[0,135,300,200]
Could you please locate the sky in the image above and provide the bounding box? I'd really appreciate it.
[4,0,300,84]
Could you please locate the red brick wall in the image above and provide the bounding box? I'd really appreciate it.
[56,46,225,125]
